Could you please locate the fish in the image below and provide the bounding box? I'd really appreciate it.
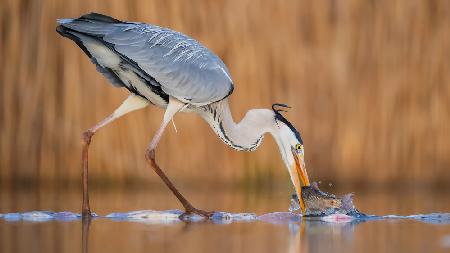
[289,182,366,217]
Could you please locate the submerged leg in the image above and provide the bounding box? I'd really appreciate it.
[144,97,213,219]
[81,95,149,217]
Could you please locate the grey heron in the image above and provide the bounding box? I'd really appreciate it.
[56,13,310,218]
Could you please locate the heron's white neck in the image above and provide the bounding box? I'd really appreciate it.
[198,99,276,151]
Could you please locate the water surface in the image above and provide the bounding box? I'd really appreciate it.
[1,186,450,253]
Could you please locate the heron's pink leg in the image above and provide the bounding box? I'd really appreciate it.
[81,95,149,218]
[81,114,115,217]
[145,97,214,219]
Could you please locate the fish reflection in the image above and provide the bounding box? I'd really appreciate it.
[287,219,365,253]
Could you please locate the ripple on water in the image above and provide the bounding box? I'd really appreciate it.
[1,210,450,224]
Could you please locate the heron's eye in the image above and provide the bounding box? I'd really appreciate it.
[295,144,302,151]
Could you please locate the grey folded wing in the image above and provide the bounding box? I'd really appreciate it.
[58,14,234,104]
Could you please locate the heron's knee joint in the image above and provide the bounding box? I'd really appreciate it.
[145,149,156,161]
[81,131,94,145]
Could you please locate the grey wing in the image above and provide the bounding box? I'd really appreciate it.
[58,13,234,104]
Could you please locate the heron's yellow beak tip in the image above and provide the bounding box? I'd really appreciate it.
[290,148,311,214]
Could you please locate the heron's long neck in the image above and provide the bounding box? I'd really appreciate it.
[198,99,275,151]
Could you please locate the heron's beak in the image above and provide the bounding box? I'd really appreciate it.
[290,147,310,213]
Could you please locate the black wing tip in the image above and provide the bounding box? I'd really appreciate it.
[55,24,66,36]
[55,24,93,58]
[78,12,122,23]
[56,12,122,26]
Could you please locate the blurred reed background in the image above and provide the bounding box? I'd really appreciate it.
[0,0,449,189]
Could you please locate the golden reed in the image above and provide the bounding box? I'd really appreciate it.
[1,0,449,187]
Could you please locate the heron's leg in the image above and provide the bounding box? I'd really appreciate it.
[81,95,149,217]
[145,97,214,219]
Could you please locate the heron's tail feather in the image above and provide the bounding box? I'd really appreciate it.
[56,12,124,58]
[56,12,123,39]
[56,13,126,88]
[57,13,121,26]
[77,13,121,23]
[55,23,93,58]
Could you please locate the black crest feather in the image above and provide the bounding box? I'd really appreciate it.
[272,103,291,113]
[271,103,304,145]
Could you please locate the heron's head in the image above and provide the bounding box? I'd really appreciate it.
[270,104,310,208]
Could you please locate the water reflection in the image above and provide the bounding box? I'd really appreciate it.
[77,213,365,253]
[81,218,91,253]
[288,220,364,253]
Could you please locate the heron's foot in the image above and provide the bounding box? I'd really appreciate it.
[81,130,94,145]
[179,206,215,220]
